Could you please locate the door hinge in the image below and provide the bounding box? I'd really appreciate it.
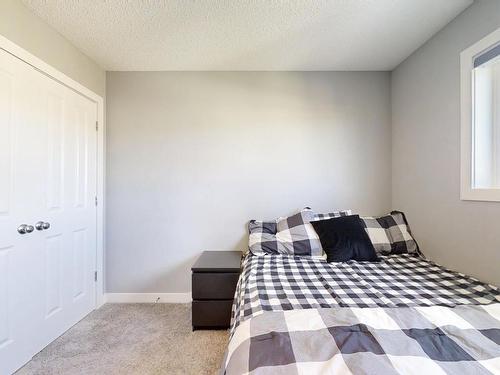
[96,121,98,131]
[95,196,98,206]
[94,271,98,282]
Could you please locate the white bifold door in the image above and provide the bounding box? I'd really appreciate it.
[0,48,97,374]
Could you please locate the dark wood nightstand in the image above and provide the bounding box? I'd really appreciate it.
[191,251,242,330]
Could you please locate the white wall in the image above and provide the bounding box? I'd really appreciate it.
[392,0,500,286]
[106,71,391,293]
[0,0,105,96]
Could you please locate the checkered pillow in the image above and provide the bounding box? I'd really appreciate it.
[311,209,352,221]
[361,211,419,255]
[248,220,284,256]
[248,208,352,257]
[276,208,322,256]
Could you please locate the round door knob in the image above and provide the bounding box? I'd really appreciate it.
[17,224,28,234]
[42,222,50,230]
[35,221,44,231]
[25,225,34,233]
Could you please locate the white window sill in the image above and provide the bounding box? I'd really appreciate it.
[460,188,500,202]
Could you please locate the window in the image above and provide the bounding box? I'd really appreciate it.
[461,27,500,201]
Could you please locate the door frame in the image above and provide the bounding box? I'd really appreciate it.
[0,35,106,308]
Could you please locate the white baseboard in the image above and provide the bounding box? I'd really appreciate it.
[104,293,192,304]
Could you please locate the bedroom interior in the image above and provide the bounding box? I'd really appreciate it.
[0,0,499,374]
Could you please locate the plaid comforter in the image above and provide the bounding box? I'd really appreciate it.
[222,254,500,374]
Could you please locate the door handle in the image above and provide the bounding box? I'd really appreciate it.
[18,224,34,234]
[35,221,51,231]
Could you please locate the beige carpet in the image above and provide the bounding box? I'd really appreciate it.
[16,304,228,375]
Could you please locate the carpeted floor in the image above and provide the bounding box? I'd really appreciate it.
[16,304,228,375]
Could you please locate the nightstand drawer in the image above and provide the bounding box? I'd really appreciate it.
[192,300,233,328]
[192,272,239,300]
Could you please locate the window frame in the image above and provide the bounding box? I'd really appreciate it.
[460,27,500,202]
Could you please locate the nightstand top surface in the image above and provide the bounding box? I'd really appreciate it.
[192,251,242,273]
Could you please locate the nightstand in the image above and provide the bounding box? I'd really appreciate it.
[191,251,242,330]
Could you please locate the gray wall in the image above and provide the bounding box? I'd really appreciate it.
[0,0,105,96]
[392,0,500,286]
[106,71,391,293]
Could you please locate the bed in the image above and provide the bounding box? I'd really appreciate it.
[221,253,500,374]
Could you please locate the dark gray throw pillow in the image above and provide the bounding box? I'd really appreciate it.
[311,215,379,263]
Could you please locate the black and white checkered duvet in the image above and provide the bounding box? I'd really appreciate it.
[223,254,500,374]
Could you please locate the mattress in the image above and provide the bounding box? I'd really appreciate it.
[222,254,500,374]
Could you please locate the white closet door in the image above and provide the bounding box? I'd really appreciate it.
[0,48,98,374]
[32,64,98,351]
[0,47,45,375]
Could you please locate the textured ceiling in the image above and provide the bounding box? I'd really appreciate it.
[22,0,472,71]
